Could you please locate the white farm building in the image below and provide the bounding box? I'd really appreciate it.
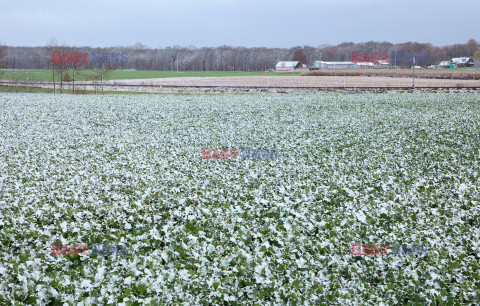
[313,61,357,69]
[452,57,474,67]
[275,61,300,71]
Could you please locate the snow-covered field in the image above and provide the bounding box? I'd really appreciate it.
[0,92,479,305]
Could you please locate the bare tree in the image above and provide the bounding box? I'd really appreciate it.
[46,39,70,93]
[473,51,480,68]
[0,41,7,82]
[292,49,308,66]
[465,39,480,56]
[90,49,123,94]
[0,42,8,67]
[67,46,89,93]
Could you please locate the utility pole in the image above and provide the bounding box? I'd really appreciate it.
[73,70,75,94]
[412,57,416,89]
[52,69,55,93]
[394,51,397,69]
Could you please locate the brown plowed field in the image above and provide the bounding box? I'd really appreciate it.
[106,76,480,88]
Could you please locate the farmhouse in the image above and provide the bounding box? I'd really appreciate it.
[452,57,474,67]
[275,61,300,71]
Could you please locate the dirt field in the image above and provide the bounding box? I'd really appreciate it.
[106,76,480,88]
[303,69,480,79]
[3,75,480,94]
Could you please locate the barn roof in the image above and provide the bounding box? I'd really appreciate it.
[452,57,472,63]
[315,61,355,65]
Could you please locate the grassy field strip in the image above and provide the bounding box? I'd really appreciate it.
[0,70,300,82]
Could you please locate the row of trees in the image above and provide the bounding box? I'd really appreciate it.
[1,39,479,71]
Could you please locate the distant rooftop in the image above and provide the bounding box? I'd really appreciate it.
[452,57,471,63]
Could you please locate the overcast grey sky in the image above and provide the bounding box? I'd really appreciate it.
[0,0,478,48]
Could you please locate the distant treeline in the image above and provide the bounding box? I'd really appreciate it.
[1,39,479,71]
